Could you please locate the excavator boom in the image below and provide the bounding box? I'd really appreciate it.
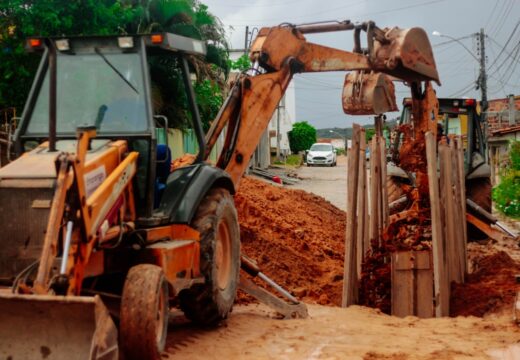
[205,20,439,186]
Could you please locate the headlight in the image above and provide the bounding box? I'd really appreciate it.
[327,153,333,158]
[307,154,313,159]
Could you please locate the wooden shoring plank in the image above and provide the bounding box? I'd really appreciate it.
[391,250,434,318]
[363,160,370,258]
[415,250,434,318]
[438,153,449,308]
[342,124,361,307]
[391,251,414,317]
[369,137,379,248]
[455,137,468,276]
[440,140,461,284]
[356,130,367,278]
[425,132,449,317]
[449,139,464,284]
[375,136,383,238]
[380,137,389,228]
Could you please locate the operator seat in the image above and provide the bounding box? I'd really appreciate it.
[154,144,172,208]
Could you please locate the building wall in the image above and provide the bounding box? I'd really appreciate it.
[486,95,520,134]
[269,80,296,154]
[486,95,520,185]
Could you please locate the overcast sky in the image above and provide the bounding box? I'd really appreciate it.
[203,0,520,129]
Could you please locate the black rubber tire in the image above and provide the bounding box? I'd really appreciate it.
[179,188,240,326]
[120,264,169,360]
[466,177,493,240]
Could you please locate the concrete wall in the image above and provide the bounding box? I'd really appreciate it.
[486,95,520,134]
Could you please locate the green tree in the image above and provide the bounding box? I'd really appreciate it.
[0,0,228,130]
[228,53,251,72]
[288,121,317,154]
[493,140,520,219]
[365,128,375,142]
[0,1,138,111]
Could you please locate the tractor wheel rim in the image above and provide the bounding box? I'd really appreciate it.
[216,219,232,290]
[156,284,166,344]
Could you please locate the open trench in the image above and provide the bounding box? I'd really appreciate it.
[235,176,520,318]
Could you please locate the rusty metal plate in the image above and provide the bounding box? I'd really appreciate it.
[343,71,398,115]
[0,294,118,360]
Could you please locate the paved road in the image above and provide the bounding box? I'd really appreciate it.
[289,155,347,211]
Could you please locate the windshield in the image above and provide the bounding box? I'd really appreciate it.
[26,51,148,135]
[310,144,332,151]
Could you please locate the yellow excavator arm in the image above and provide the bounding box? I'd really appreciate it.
[204,20,439,187]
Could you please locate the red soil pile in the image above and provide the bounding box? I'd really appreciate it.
[234,177,346,306]
[451,251,520,317]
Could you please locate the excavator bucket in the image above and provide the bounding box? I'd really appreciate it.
[0,293,118,360]
[342,71,398,115]
[373,27,440,84]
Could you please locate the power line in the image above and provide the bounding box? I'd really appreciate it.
[447,81,475,98]
[484,0,500,29]
[209,0,312,8]
[432,34,474,48]
[492,0,515,37]
[486,20,520,70]
[223,0,447,26]
[488,0,512,37]
[487,35,520,70]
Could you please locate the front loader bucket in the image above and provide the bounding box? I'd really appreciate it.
[343,71,398,115]
[0,293,118,360]
[374,27,440,84]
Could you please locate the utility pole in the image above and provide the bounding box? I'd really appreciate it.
[477,28,489,152]
[477,28,488,115]
[276,100,285,161]
[244,26,250,54]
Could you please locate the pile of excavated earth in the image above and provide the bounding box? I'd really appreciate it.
[235,176,520,317]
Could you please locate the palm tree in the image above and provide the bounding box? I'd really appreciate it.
[126,0,229,129]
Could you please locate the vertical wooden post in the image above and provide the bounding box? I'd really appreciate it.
[455,138,468,277]
[375,136,383,237]
[356,130,367,278]
[343,124,361,307]
[425,132,449,317]
[369,137,379,247]
[440,140,462,284]
[449,139,463,283]
[379,138,389,228]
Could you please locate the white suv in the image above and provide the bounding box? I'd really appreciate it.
[306,143,337,166]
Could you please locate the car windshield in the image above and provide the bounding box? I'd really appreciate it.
[26,51,148,135]
[310,144,332,151]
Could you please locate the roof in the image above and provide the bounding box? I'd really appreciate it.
[491,124,520,136]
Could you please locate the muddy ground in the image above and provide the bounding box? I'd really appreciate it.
[165,304,520,359]
[165,158,520,359]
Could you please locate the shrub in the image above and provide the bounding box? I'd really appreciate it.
[493,140,520,218]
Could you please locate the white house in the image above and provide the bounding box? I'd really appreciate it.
[229,49,297,167]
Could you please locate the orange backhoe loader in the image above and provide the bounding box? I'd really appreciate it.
[0,20,439,359]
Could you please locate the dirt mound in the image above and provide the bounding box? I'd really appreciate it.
[235,177,346,306]
[451,251,520,317]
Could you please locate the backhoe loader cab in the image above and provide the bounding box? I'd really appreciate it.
[389,96,492,235]
[14,33,223,219]
[397,97,488,177]
[0,34,239,360]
